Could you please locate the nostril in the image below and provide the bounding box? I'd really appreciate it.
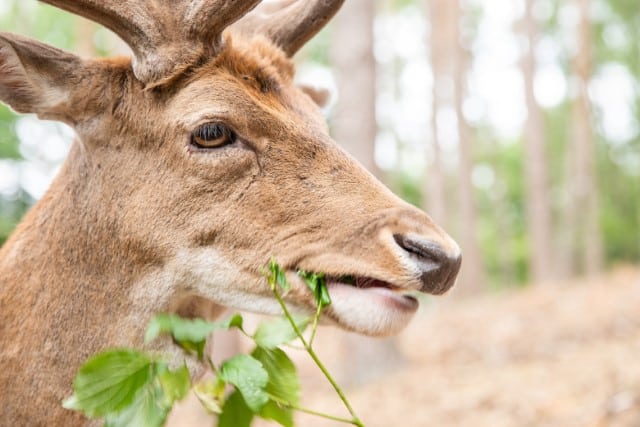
[393,234,447,263]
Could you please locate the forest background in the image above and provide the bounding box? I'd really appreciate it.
[1,0,638,291]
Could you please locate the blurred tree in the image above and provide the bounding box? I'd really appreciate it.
[425,0,450,228]
[592,0,640,265]
[520,0,555,283]
[560,0,604,276]
[453,0,485,293]
[427,0,485,293]
[331,0,378,176]
[331,0,405,386]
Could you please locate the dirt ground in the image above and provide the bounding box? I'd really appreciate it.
[294,266,640,427]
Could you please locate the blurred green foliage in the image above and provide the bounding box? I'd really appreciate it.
[0,106,20,159]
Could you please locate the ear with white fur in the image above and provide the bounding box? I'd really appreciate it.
[0,32,97,124]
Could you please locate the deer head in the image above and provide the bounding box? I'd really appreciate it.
[0,0,460,422]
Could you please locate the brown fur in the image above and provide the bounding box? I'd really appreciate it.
[0,4,460,426]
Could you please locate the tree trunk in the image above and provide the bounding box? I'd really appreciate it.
[427,96,447,226]
[563,0,604,276]
[521,0,555,284]
[424,0,450,227]
[331,0,404,386]
[331,0,378,177]
[427,0,484,293]
[453,0,485,294]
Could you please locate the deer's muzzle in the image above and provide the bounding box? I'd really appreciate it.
[393,233,462,295]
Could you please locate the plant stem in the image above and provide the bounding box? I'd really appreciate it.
[301,338,364,427]
[206,356,219,376]
[268,395,359,425]
[283,343,307,351]
[272,286,365,427]
[308,302,322,346]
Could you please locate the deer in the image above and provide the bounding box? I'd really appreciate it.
[0,0,461,425]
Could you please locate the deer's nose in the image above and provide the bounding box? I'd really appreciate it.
[393,234,462,294]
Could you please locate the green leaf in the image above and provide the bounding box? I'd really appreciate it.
[194,380,224,414]
[218,390,254,427]
[63,349,153,418]
[158,364,190,405]
[298,270,331,307]
[253,347,299,427]
[104,381,169,427]
[219,355,269,412]
[318,281,331,306]
[253,316,309,349]
[252,348,299,405]
[260,400,293,427]
[145,314,215,358]
[212,313,244,332]
[145,314,215,344]
[276,270,289,291]
[268,258,290,291]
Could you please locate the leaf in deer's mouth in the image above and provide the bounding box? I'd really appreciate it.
[296,269,331,307]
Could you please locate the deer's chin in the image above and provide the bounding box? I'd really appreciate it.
[323,281,419,336]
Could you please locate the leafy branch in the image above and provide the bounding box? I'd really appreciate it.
[269,259,364,427]
[63,260,365,427]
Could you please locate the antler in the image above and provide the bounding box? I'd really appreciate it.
[39,0,344,85]
[40,0,262,86]
[232,0,345,56]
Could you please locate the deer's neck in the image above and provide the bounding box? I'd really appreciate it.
[0,142,166,425]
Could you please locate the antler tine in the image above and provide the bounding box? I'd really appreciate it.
[232,0,345,57]
[40,0,262,85]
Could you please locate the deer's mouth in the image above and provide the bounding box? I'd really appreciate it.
[284,269,421,336]
[325,275,419,312]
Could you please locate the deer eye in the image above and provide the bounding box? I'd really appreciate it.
[191,123,235,149]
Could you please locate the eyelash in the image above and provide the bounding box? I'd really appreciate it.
[190,123,236,149]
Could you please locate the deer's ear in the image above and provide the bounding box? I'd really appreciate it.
[298,84,331,108]
[0,33,90,123]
